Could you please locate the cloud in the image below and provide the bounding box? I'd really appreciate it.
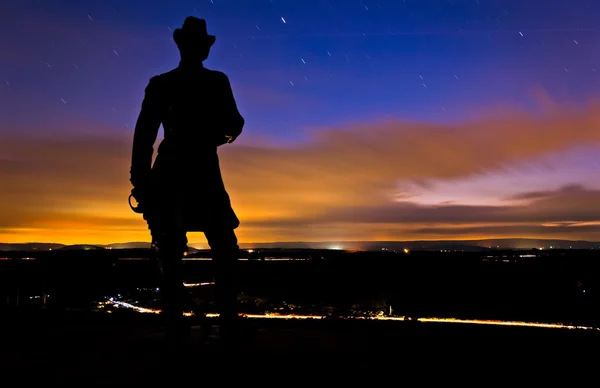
[0,124,133,228]
[3,100,600,243]
[232,184,600,241]
[219,101,600,214]
[404,223,600,242]
[507,183,582,202]
[317,184,600,225]
[410,224,600,237]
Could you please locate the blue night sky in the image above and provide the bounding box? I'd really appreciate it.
[2,0,600,245]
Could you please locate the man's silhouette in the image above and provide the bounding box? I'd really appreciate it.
[129,16,244,348]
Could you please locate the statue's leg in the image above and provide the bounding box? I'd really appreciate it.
[155,213,189,346]
[204,229,240,327]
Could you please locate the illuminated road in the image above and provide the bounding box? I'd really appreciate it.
[181,258,300,261]
[104,299,599,331]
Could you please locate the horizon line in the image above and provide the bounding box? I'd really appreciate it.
[2,237,598,246]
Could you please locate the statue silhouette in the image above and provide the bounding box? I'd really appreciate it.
[129,16,245,350]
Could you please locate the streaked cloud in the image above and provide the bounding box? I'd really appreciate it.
[2,100,600,244]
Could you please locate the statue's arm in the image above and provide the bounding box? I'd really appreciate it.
[130,76,162,188]
[218,72,245,144]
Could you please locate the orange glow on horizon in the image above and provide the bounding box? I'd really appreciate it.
[0,228,593,247]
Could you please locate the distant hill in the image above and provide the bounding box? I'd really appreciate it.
[0,243,65,251]
[2,238,598,252]
[59,244,105,251]
[105,242,151,249]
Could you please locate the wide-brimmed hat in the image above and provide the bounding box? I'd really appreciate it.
[173,16,216,47]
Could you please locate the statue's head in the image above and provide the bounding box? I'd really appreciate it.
[173,16,216,62]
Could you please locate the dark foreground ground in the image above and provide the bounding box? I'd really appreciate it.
[1,308,597,381]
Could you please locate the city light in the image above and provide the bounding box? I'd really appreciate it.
[183,282,214,288]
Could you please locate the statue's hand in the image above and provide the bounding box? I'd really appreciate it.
[215,134,234,147]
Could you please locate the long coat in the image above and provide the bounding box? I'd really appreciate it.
[130,62,244,232]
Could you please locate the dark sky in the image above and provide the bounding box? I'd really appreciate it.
[1,0,600,245]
